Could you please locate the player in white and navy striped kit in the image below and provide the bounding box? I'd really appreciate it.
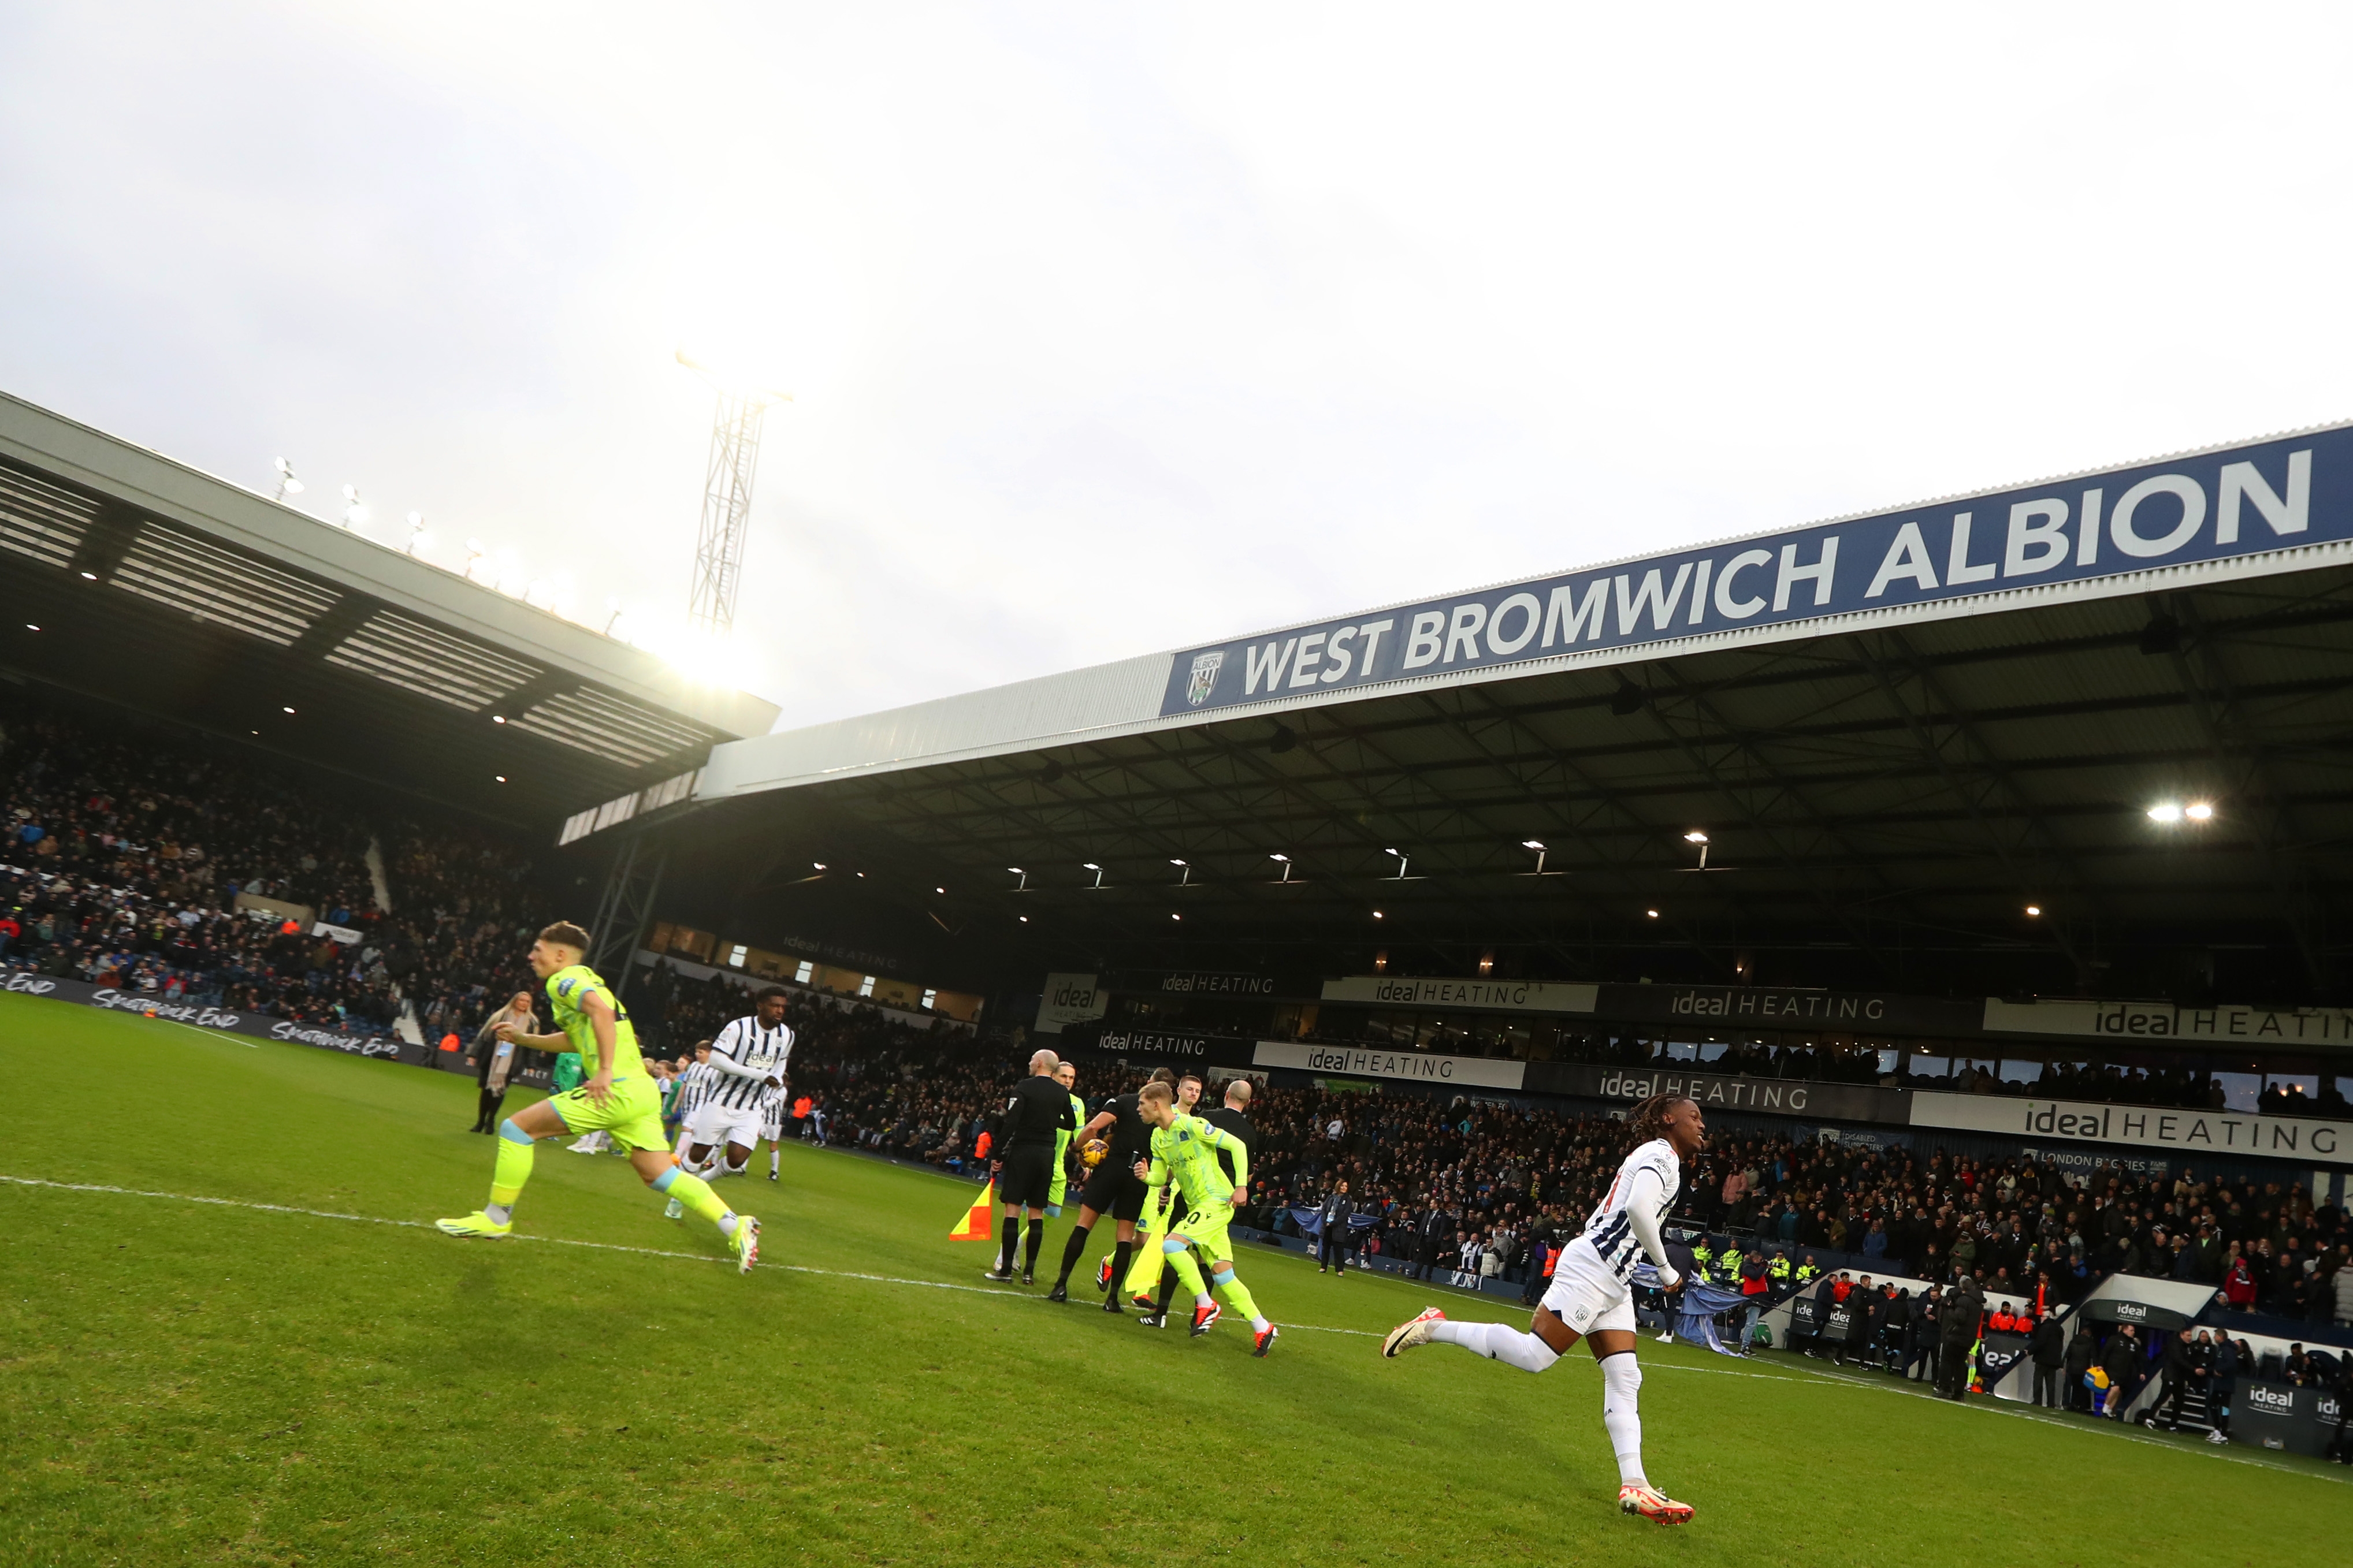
[1380,1093,1708,1526]
[672,1043,722,1150]
[685,988,795,1179]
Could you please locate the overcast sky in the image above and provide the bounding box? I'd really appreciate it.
[5,3,2350,730]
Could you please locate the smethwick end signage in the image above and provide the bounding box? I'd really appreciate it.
[1160,429,2348,717]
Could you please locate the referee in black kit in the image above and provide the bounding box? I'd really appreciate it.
[984,1049,1077,1284]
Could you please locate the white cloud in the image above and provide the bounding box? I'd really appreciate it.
[3,2,2351,729]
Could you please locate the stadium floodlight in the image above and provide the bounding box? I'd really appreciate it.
[935,887,945,895]
[1372,910,1384,919]
[1170,857,1192,887]
[1384,847,1410,879]
[1646,908,1661,918]
[1683,829,1712,870]
[272,457,304,502]
[813,862,826,870]
[404,512,429,555]
[464,538,489,581]
[1170,912,1181,921]
[1082,862,1106,888]
[340,484,368,530]
[1007,866,1029,892]
[2185,801,2214,821]
[495,774,507,783]
[1521,839,1548,875]
[281,706,295,714]
[1269,851,1295,884]
[2025,904,2043,917]
[2147,802,2184,824]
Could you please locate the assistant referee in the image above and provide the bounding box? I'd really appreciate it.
[986,1049,1076,1285]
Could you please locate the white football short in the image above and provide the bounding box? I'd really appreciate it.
[1540,1236,1637,1337]
[687,1100,765,1153]
[760,1113,785,1143]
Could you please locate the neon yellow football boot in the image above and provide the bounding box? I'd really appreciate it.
[435,1210,513,1239]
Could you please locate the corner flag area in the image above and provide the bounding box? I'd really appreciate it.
[2,993,2341,1567]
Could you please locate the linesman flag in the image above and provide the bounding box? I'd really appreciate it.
[949,1181,994,1241]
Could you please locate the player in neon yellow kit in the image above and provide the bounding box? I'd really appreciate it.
[1133,1079,1276,1354]
[436,921,760,1272]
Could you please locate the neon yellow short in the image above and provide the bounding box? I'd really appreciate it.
[1169,1201,1235,1265]
[545,1074,666,1153]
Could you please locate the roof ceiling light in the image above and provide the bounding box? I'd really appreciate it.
[2147,802,2184,824]
[1646,908,1661,918]
[1683,830,1709,844]
[1521,839,1544,851]
[2184,801,2215,821]
[2025,904,2043,917]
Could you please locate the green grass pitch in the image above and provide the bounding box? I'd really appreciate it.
[1,993,2344,1567]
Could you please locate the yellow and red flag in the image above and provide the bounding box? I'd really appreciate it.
[949,1181,994,1241]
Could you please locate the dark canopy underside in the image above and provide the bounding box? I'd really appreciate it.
[667,562,2353,1005]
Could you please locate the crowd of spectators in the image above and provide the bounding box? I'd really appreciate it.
[670,970,2353,1326]
[0,692,565,1037]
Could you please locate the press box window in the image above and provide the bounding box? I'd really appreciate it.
[858,975,876,998]
[921,988,937,1010]
[727,944,748,968]
[794,960,814,984]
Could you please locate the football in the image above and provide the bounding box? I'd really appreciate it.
[1080,1137,1110,1167]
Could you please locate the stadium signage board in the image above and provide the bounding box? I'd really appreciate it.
[1597,983,1980,1037]
[1159,427,2351,718]
[2218,1380,2337,1455]
[4,971,410,1060]
[1527,1062,1906,1124]
[1319,975,1599,1014]
[1252,1038,1528,1090]
[1911,1092,2353,1166]
[1983,997,2353,1045]
[1103,970,1304,997]
[1082,1027,1256,1067]
[1035,972,1109,1034]
[1976,1331,2031,1384]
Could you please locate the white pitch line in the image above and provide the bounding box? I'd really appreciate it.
[6,1173,2345,1488]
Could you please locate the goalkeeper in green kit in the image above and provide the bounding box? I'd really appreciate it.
[1132,1079,1276,1355]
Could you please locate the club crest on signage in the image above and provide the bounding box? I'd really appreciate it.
[1185,650,1225,707]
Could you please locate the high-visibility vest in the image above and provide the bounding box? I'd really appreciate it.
[1691,1243,1715,1277]
[1769,1257,1793,1282]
